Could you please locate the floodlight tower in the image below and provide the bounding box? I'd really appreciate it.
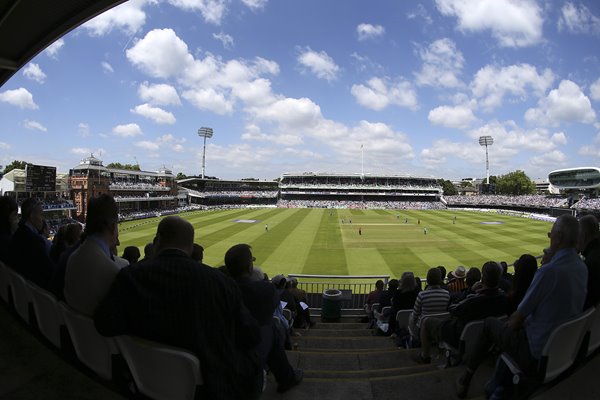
[478,135,494,184]
[198,127,213,179]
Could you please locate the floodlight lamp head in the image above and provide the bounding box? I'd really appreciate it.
[478,135,494,146]
[198,127,214,138]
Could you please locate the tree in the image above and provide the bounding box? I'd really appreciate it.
[106,162,141,171]
[438,179,457,195]
[3,160,27,174]
[176,172,187,180]
[496,170,536,195]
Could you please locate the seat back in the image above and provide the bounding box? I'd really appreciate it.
[540,307,595,383]
[395,309,412,330]
[116,335,202,400]
[587,307,600,356]
[459,319,485,357]
[28,282,63,348]
[0,261,9,303]
[6,268,31,322]
[420,312,450,326]
[282,308,293,323]
[58,302,118,380]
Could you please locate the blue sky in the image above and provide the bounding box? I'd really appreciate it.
[0,0,599,180]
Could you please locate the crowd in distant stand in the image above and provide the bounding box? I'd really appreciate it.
[364,213,600,398]
[0,194,303,399]
[277,199,446,209]
[194,190,279,198]
[573,197,600,210]
[445,195,568,208]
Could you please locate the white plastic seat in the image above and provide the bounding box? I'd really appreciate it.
[282,308,293,324]
[501,307,595,387]
[58,302,118,380]
[115,335,202,400]
[0,261,9,303]
[28,282,64,348]
[6,268,32,322]
[586,307,600,356]
[396,309,412,330]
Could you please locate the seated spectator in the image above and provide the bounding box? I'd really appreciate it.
[409,268,450,339]
[95,217,263,399]
[140,242,154,262]
[50,224,83,264]
[287,277,314,329]
[453,267,481,303]
[111,240,130,268]
[364,279,384,321]
[8,198,55,289]
[224,244,303,393]
[0,196,18,263]
[498,261,513,293]
[64,194,123,315]
[191,243,204,263]
[447,266,467,293]
[416,262,508,364]
[579,215,600,309]
[273,274,298,320]
[506,254,538,314]
[393,272,419,310]
[456,215,587,398]
[122,246,141,265]
[377,278,399,311]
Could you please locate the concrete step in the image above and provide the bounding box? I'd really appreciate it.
[300,328,374,337]
[310,322,369,330]
[286,348,445,371]
[294,336,395,351]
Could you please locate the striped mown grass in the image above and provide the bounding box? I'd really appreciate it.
[118,208,551,279]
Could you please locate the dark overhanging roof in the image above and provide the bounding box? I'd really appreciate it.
[0,0,126,87]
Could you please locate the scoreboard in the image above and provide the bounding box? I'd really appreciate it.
[25,164,56,192]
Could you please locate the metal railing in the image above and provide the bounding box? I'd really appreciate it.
[288,274,389,310]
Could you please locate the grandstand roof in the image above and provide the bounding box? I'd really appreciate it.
[0,0,125,87]
[280,172,438,180]
[548,167,600,190]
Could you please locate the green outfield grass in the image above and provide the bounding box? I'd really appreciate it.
[118,208,551,279]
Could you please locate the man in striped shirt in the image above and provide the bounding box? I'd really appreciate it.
[409,268,450,339]
[447,266,468,293]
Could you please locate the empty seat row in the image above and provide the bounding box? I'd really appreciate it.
[0,261,202,400]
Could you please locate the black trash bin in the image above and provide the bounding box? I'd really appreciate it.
[321,289,342,322]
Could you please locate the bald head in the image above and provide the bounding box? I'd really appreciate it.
[578,215,599,252]
[549,214,579,251]
[154,216,194,256]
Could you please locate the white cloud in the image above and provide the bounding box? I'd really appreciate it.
[44,39,65,58]
[357,23,385,41]
[421,139,480,166]
[71,147,104,156]
[213,32,234,49]
[558,2,600,35]
[135,140,160,151]
[241,0,267,10]
[0,142,11,150]
[131,103,176,124]
[168,0,228,25]
[471,64,555,111]
[551,132,567,145]
[529,150,568,168]
[78,123,91,137]
[0,88,38,109]
[407,4,433,25]
[590,77,600,101]
[428,105,476,129]
[23,63,46,83]
[182,88,234,114]
[351,77,418,111]
[435,0,543,47]
[241,124,303,146]
[83,0,148,36]
[112,123,143,137]
[415,38,464,88]
[101,61,114,73]
[297,48,340,81]
[138,82,181,106]
[127,28,194,79]
[23,120,47,132]
[579,145,600,157]
[525,80,597,126]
